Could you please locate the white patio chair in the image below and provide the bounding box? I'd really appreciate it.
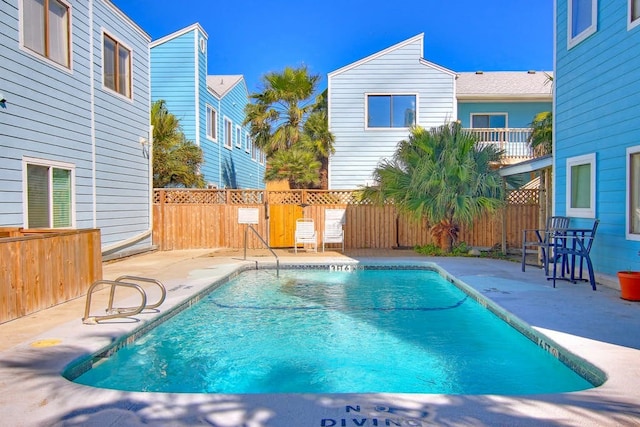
[294,218,317,253]
[322,209,345,252]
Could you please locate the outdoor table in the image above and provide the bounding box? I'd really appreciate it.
[547,226,598,291]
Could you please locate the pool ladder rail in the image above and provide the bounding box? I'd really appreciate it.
[82,275,166,325]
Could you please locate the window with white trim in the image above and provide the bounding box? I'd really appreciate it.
[366,94,416,128]
[566,153,596,218]
[235,125,242,148]
[22,0,71,68]
[568,0,597,48]
[251,138,257,160]
[245,134,251,153]
[224,117,232,148]
[627,146,640,239]
[103,33,132,98]
[24,159,74,228]
[629,0,640,29]
[206,105,217,141]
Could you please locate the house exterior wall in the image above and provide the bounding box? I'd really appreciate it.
[217,81,265,189]
[0,0,152,256]
[328,34,456,189]
[150,27,198,142]
[457,101,552,128]
[555,0,640,278]
[150,25,265,189]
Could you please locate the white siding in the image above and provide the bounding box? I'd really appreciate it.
[328,35,455,189]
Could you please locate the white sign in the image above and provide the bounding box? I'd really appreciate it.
[238,208,259,224]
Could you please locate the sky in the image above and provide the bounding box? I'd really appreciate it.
[111,0,553,94]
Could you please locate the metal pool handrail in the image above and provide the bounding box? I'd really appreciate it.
[109,275,167,311]
[244,224,280,277]
[82,280,147,325]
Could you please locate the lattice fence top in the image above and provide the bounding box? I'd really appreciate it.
[154,189,536,206]
[507,189,540,205]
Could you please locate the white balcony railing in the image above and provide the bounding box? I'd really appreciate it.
[466,128,534,162]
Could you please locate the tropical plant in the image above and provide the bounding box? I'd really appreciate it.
[528,111,553,156]
[264,148,321,188]
[300,89,335,188]
[244,67,333,188]
[361,122,506,252]
[151,100,205,188]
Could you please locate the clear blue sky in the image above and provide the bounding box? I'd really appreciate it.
[112,0,553,94]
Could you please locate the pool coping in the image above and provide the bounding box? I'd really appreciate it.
[1,255,639,426]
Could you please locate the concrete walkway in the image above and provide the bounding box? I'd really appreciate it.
[1,249,639,426]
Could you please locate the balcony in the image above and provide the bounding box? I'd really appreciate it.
[466,128,535,164]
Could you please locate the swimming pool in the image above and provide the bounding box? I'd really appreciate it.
[69,266,596,394]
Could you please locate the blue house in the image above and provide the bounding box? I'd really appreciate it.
[327,33,552,189]
[0,0,153,258]
[150,24,265,189]
[554,0,640,286]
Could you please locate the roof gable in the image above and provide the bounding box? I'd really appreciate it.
[206,75,246,98]
[150,23,208,48]
[329,33,456,77]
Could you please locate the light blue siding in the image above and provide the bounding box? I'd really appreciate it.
[151,30,197,140]
[555,0,640,277]
[328,35,456,189]
[0,0,152,256]
[457,102,552,128]
[150,24,265,189]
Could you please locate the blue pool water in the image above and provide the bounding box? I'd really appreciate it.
[72,268,594,394]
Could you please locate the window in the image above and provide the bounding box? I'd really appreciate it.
[471,114,507,128]
[629,0,640,29]
[627,146,640,239]
[566,153,596,218]
[24,159,74,228]
[235,125,242,148]
[22,0,70,67]
[245,134,251,153]
[568,0,597,48]
[251,138,257,160]
[224,117,232,148]
[366,94,416,128]
[103,33,131,98]
[206,105,217,141]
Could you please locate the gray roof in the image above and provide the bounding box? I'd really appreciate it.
[456,71,553,100]
[206,75,244,98]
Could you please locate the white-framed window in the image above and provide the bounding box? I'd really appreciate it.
[224,117,232,148]
[566,153,596,218]
[251,138,257,160]
[103,32,132,98]
[22,157,75,228]
[260,150,265,165]
[245,133,251,153]
[629,0,640,29]
[626,146,640,240]
[568,0,597,48]
[21,0,71,68]
[366,94,416,129]
[235,125,242,148]
[206,105,217,141]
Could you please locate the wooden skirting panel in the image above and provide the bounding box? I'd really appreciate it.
[0,228,102,324]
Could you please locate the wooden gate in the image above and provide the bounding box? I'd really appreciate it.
[268,203,303,247]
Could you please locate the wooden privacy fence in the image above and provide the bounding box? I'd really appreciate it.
[0,228,102,324]
[153,189,540,251]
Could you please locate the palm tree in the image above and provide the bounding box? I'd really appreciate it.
[362,122,506,252]
[151,100,205,188]
[244,67,332,188]
[300,89,335,188]
[528,111,553,156]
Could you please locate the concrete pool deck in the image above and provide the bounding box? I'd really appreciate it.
[1,248,639,426]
